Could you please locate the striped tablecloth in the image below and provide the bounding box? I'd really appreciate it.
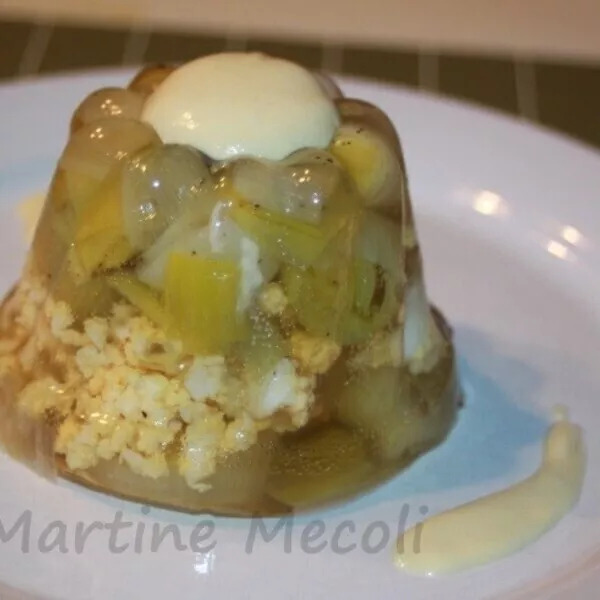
[1,17,599,151]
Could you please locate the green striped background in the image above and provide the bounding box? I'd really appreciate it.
[1,18,599,151]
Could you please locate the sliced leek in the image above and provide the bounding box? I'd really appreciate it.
[71,175,134,278]
[164,253,242,354]
[106,274,169,329]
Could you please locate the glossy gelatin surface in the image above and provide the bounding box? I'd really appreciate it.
[0,59,460,516]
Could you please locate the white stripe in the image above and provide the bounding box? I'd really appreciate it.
[18,23,53,76]
[225,34,247,52]
[418,51,439,91]
[321,43,343,73]
[515,60,539,121]
[122,29,151,66]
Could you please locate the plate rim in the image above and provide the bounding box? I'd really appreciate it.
[0,68,599,600]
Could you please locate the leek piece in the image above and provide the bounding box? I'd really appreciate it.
[330,124,402,207]
[229,180,360,267]
[352,259,377,317]
[164,253,242,354]
[282,263,354,341]
[355,211,403,277]
[32,172,78,280]
[52,270,115,320]
[282,260,399,345]
[106,274,169,329]
[235,312,289,416]
[340,269,399,344]
[229,203,334,266]
[71,175,133,277]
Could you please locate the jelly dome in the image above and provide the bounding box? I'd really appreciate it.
[0,55,460,516]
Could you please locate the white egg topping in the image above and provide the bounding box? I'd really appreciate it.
[142,52,340,161]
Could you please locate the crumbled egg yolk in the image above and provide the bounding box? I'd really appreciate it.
[349,327,403,370]
[0,267,330,489]
[247,358,316,427]
[290,331,341,375]
[258,283,289,316]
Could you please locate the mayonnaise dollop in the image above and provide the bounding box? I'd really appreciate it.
[142,53,340,161]
[395,408,586,576]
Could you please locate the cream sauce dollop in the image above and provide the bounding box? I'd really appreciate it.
[141,53,339,161]
[395,408,586,576]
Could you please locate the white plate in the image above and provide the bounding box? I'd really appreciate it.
[0,70,599,600]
